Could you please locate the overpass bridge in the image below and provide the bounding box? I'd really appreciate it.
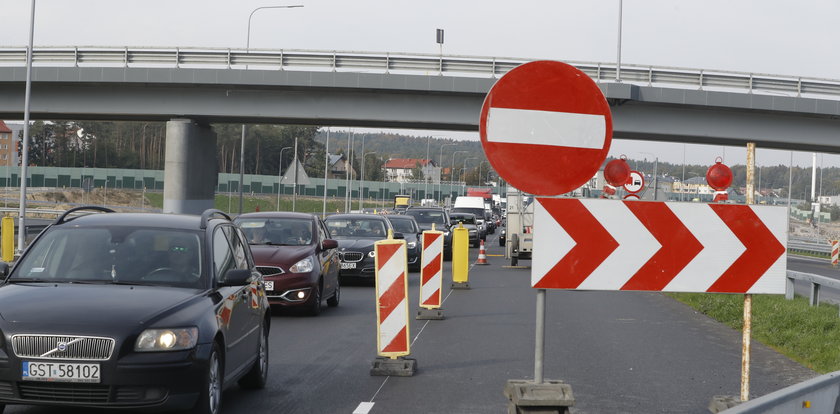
[1,47,839,213]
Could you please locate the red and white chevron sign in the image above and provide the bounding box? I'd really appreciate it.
[420,230,443,309]
[532,198,788,293]
[374,240,410,357]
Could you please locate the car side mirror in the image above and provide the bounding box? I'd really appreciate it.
[393,232,405,240]
[0,262,8,278]
[322,239,338,250]
[220,269,251,287]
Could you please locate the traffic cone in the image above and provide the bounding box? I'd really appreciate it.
[476,239,489,265]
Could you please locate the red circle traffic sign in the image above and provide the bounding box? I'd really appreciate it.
[479,61,613,196]
[624,171,645,194]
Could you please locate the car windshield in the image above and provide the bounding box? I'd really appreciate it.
[406,210,447,225]
[388,218,416,234]
[10,227,204,288]
[450,214,476,225]
[237,218,313,246]
[325,218,387,239]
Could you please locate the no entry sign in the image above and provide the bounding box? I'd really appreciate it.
[480,61,613,196]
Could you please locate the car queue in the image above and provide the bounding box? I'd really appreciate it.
[0,196,502,413]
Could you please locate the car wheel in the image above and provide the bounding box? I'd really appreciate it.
[308,285,322,316]
[0,403,5,413]
[499,238,505,247]
[192,342,222,414]
[239,324,269,389]
[511,255,518,267]
[327,280,340,307]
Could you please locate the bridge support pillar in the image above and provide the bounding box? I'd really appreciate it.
[163,119,218,215]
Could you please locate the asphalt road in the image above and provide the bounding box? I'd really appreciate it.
[5,234,822,414]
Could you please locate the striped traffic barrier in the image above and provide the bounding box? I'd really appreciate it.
[370,229,417,376]
[417,224,444,320]
[833,240,839,267]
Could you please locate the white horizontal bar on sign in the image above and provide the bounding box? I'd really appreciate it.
[486,107,606,149]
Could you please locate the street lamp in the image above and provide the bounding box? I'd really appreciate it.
[276,146,292,210]
[439,143,456,203]
[424,136,431,201]
[361,152,377,211]
[639,152,659,200]
[18,0,36,253]
[463,157,477,186]
[451,150,468,203]
[241,4,304,214]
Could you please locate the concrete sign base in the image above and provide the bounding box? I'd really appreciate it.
[370,357,417,377]
[416,308,445,320]
[451,282,471,290]
[503,379,574,414]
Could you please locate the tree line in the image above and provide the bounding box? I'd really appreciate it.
[14,120,840,197]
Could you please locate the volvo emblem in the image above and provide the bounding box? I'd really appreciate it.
[57,342,67,352]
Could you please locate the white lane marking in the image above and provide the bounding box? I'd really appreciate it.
[487,107,606,149]
[353,402,375,414]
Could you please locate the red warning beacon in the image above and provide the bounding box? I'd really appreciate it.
[706,157,733,202]
[602,155,631,197]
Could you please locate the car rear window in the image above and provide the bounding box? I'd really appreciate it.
[406,210,447,225]
[325,218,387,238]
[388,218,417,234]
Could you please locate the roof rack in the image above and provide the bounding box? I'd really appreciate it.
[200,209,232,229]
[54,206,115,225]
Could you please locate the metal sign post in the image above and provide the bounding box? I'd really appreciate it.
[742,142,756,402]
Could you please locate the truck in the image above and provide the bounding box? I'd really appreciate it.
[393,194,412,212]
[504,187,534,267]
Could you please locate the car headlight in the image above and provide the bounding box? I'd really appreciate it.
[135,327,198,352]
[367,250,376,258]
[407,241,417,249]
[290,257,314,273]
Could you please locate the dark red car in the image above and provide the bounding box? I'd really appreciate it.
[235,212,340,316]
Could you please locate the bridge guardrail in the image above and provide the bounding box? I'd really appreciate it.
[1,47,839,99]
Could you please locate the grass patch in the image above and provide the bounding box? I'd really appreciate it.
[669,292,840,373]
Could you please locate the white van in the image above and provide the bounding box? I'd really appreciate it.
[452,196,489,239]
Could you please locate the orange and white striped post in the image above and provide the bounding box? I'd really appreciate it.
[370,229,417,376]
[417,224,444,320]
[832,240,839,267]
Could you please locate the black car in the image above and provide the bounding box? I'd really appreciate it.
[324,214,398,282]
[383,214,421,272]
[448,212,482,247]
[0,206,269,414]
[404,207,452,260]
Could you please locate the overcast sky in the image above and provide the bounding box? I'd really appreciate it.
[2,0,838,168]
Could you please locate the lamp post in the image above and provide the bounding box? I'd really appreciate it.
[451,150,468,202]
[322,128,330,218]
[241,4,303,214]
[276,146,292,210]
[439,143,456,203]
[463,157,477,187]
[639,152,658,200]
[361,151,377,211]
[18,0,36,253]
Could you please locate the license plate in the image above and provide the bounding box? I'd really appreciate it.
[340,262,356,270]
[23,361,101,383]
[264,281,274,291]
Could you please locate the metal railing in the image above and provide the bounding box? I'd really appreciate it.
[786,270,840,314]
[720,370,840,413]
[1,47,839,99]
